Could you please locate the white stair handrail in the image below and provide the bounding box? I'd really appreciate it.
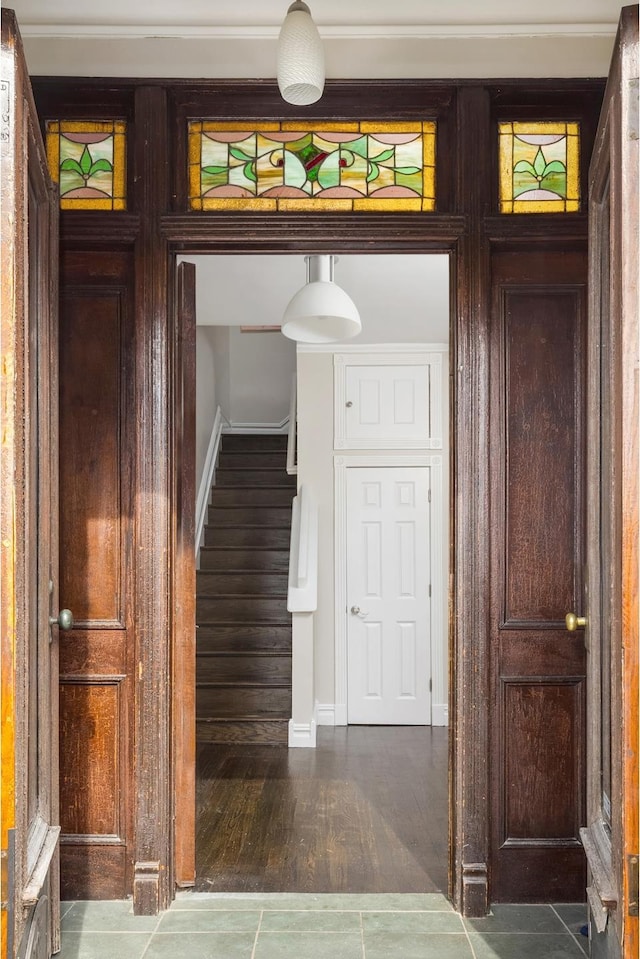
[287,484,318,612]
[286,374,297,476]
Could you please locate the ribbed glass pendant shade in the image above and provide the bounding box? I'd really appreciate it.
[277,1,325,106]
[282,256,361,343]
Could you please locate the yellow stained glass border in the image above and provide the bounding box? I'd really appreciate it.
[188,120,436,212]
[46,120,127,211]
[498,121,580,214]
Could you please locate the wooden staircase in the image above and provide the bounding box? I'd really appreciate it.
[196,433,295,745]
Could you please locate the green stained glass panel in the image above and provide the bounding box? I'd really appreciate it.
[499,121,580,213]
[189,121,437,211]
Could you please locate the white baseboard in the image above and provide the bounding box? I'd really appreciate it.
[333,703,348,726]
[315,704,337,726]
[288,719,317,748]
[225,417,289,434]
[432,703,449,727]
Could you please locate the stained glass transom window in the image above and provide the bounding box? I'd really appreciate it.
[46,121,127,210]
[188,121,436,211]
[498,122,580,213]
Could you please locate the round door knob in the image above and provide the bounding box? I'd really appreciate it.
[350,605,360,614]
[50,609,74,631]
[565,612,586,632]
[345,400,353,407]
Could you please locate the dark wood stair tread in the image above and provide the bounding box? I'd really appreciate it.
[197,432,294,743]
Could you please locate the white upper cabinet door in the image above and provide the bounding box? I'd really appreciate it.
[334,352,443,449]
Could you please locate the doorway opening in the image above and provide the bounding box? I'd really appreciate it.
[182,252,451,894]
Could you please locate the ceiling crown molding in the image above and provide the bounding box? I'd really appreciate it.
[17,21,617,40]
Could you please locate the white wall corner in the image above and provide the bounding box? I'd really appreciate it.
[288,719,317,748]
[314,704,337,726]
[432,703,449,727]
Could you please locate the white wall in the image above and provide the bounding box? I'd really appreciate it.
[297,344,450,722]
[296,352,337,706]
[227,327,296,427]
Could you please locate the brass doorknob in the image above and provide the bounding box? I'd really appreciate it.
[565,612,586,632]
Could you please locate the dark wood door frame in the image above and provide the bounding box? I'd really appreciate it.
[34,76,605,917]
[164,231,488,920]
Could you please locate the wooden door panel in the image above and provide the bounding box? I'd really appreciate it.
[503,680,583,841]
[1,9,61,956]
[585,8,638,956]
[58,250,134,900]
[60,291,124,626]
[504,289,581,624]
[490,251,587,902]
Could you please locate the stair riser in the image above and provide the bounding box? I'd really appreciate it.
[204,527,291,548]
[218,451,288,469]
[207,507,292,527]
[196,720,289,745]
[199,549,290,571]
[197,655,291,685]
[197,625,292,653]
[197,572,289,595]
[222,434,288,452]
[196,687,291,719]
[210,488,295,508]
[197,597,290,623]
[216,469,296,488]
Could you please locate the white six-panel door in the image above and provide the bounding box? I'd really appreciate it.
[346,466,431,724]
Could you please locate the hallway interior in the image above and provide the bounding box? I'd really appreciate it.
[196,726,448,893]
[57,704,589,958]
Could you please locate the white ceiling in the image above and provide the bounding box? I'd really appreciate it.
[10,0,623,77]
[184,254,450,345]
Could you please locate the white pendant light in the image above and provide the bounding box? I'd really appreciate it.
[282,255,361,343]
[277,1,325,106]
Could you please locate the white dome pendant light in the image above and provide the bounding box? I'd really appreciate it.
[282,255,361,343]
[277,1,325,106]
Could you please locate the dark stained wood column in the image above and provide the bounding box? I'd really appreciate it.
[132,84,173,914]
[450,86,492,916]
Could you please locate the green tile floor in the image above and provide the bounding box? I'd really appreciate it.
[59,895,590,958]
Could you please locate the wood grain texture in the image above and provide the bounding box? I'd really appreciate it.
[1,12,61,953]
[503,681,583,841]
[131,84,173,915]
[58,249,135,902]
[172,260,197,887]
[59,683,120,836]
[586,11,639,954]
[490,251,587,903]
[196,727,448,894]
[504,289,581,624]
[59,288,123,626]
[59,844,128,901]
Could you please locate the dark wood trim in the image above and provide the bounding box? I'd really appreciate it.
[172,261,197,887]
[27,73,607,918]
[161,214,466,252]
[449,86,492,916]
[132,85,173,915]
[60,213,140,248]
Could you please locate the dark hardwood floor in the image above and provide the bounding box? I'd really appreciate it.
[195,725,448,893]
